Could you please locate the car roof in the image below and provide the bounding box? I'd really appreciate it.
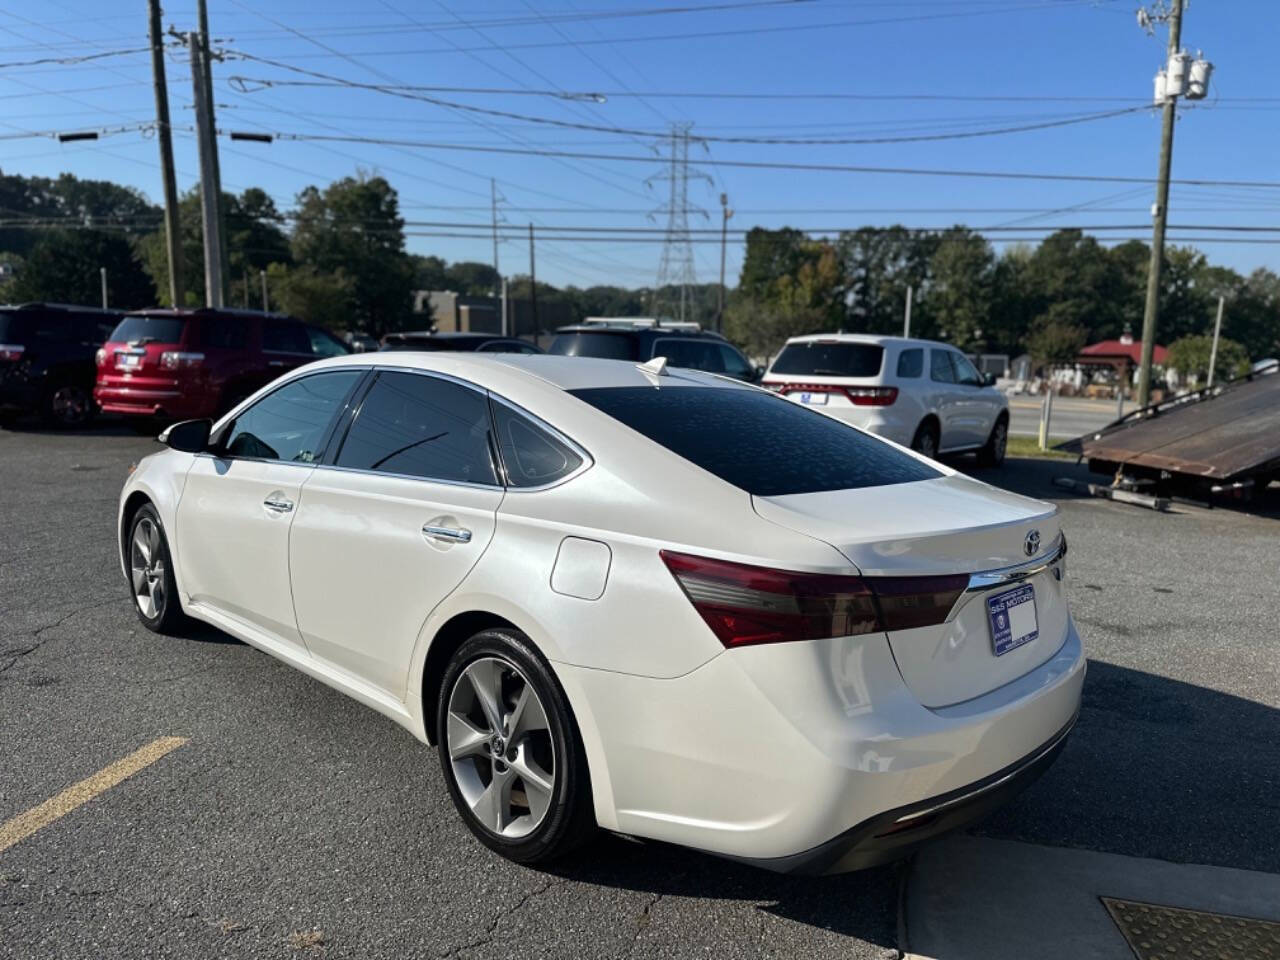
[384,331,512,341]
[3,301,121,315]
[298,351,737,394]
[781,332,956,350]
[125,307,298,320]
[554,325,727,342]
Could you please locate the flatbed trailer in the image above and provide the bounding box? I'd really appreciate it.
[1058,362,1280,495]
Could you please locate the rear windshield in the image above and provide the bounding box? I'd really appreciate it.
[771,341,884,378]
[548,332,639,361]
[109,314,187,345]
[570,386,939,496]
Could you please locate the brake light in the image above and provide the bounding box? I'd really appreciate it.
[0,344,24,362]
[661,551,968,648]
[761,382,898,406]
[160,351,204,370]
[845,386,898,407]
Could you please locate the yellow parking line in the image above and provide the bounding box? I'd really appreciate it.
[0,736,188,855]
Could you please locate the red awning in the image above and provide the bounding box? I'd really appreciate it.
[1077,339,1167,365]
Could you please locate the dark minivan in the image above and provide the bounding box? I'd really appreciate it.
[0,302,122,427]
[95,308,349,425]
[548,322,759,382]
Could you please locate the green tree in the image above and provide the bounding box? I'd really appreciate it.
[8,229,154,308]
[1025,307,1088,371]
[264,262,356,331]
[292,174,414,337]
[1165,334,1250,386]
[838,226,934,335]
[1024,229,1125,343]
[411,254,449,291]
[927,227,994,348]
[443,261,500,296]
[0,171,157,257]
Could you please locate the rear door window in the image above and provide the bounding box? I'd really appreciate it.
[263,321,312,354]
[717,344,755,379]
[770,341,884,378]
[930,349,957,383]
[223,370,361,463]
[896,348,924,378]
[548,332,638,361]
[336,371,498,485]
[491,400,584,487]
[201,316,249,350]
[951,352,983,386]
[570,386,939,497]
[652,338,725,373]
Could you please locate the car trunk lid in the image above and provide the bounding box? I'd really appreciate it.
[753,475,1068,707]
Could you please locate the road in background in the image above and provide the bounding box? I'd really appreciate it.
[1,427,1277,958]
[1007,394,1121,440]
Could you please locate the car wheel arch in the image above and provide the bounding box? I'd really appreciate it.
[120,490,154,562]
[420,610,523,745]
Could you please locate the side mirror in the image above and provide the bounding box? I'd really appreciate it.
[754,365,766,382]
[159,418,212,453]
[983,372,997,387]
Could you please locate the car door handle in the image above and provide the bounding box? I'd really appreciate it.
[263,496,295,513]
[423,524,472,544]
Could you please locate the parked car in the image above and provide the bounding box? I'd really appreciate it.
[548,320,759,382]
[118,353,1082,873]
[0,302,122,427]
[95,308,349,426]
[763,333,1009,464]
[341,331,380,353]
[380,331,542,354]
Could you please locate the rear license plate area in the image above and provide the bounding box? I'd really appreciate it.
[987,583,1038,656]
[116,352,143,370]
[796,391,827,405]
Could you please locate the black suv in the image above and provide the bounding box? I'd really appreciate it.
[548,322,759,381]
[0,302,122,427]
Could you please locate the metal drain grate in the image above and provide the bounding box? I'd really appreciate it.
[1102,897,1280,960]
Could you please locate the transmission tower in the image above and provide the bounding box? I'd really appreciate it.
[648,124,712,322]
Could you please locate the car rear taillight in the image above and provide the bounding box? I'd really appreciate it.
[0,344,24,362]
[95,348,106,366]
[160,351,204,370]
[845,386,898,406]
[661,551,968,648]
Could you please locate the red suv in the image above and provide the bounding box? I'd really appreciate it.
[95,308,349,424]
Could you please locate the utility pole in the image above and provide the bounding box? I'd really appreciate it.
[196,0,227,305]
[147,0,184,306]
[190,32,224,308]
[1207,295,1225,388]
[1136,0,1184,407]
[903,286,914,338]
[490,178,500,282]
[100,267,108,309]
[260,269,268,311]
[717,193,732,333]
[528,223,538,337]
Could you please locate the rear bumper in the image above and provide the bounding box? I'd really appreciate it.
[734,713,1076,874]
[562,616,1085,871]
[94,381,216,420]
[809,404,915,446]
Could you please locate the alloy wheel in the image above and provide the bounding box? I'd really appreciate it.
[130,518,166,620]
[445,656,556,839]
[51,385,90,425]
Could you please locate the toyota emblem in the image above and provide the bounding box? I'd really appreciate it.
[1024,529,1041,557]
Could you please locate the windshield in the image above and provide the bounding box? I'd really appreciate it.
[570,385,939,497]
[549,332,638,361]
[109,314,187,345]
[771,341,884,378]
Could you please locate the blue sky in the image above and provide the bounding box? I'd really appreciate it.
[1,0,1277,290]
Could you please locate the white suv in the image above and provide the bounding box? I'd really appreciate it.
[762,333,1009,464]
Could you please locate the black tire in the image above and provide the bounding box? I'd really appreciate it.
[126,505,188,634]
[976,415,1009,467]
[911,419,940,460]
[41,382,95,428]
[436,629,595,865]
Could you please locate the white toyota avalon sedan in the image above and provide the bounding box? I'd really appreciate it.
[117,352,1083,874]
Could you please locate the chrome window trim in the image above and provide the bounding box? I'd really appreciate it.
[944,532,1067,623]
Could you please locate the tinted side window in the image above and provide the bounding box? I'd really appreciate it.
[571,386,939,497]
[263,321,311,354]
[718,344,754,379]
[930,349,956,383]
[653,338,724,373]
[33,314,73,340]
[896,348,923,378]
[202,317,249,350]
[492,400,584,487]
[306,326,349,357]
[223,370,361,463]
[336,371,497,485]
[548,332,638,361]
[952,352,983,386]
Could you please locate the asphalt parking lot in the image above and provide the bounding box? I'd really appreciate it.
[1,422,1277,959]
